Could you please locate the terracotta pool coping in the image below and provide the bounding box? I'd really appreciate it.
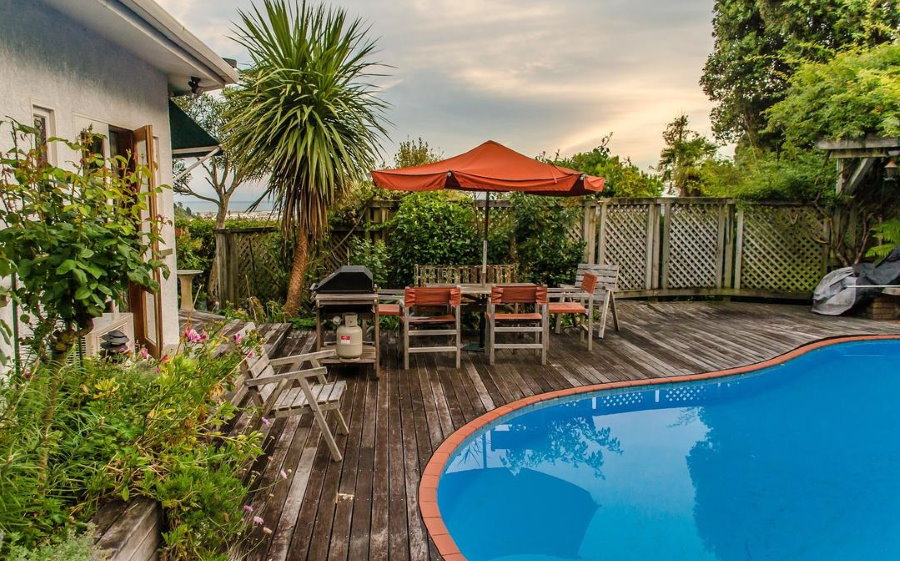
[418,333,900,560]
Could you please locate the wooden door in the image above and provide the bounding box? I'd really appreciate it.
[129,125,165,357]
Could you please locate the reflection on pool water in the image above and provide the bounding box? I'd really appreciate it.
[437,340,900,561]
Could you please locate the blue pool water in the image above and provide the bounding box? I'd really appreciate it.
[437,340,900,561]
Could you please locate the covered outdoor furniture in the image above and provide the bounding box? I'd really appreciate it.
[548,272,598,350]
[240,340,348,462]
[487,284,549,366]
[402,286,463,369]
[561,263,621,338]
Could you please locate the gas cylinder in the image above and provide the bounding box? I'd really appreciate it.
[335,313,363,360]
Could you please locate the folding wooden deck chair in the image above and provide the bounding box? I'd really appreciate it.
[240,343,349,461]
[401,286,462,369]
[487,284,549,366]
[548,272,598,350]
[562,263,621,338]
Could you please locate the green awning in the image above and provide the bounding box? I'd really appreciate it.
[169,99,219,158]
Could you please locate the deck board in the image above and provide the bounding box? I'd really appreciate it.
[209,301,900,561]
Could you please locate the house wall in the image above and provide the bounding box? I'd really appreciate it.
[0,0,180,362]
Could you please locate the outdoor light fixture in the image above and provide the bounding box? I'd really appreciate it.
[189,76,201,96]
[885,159,897,182]
[100,329,130,360]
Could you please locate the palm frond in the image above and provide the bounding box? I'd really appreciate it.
[224,0,390,239]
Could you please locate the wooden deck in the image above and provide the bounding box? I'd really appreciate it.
[185,302,900,561]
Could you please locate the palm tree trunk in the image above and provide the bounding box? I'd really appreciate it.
[284,233,309,316]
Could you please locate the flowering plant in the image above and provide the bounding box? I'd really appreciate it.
[0,323,268,561]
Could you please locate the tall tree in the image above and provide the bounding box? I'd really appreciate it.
[224,0,388,315]
[394,137,441,168]
[173,93,248,229]
[657,115,718,197]
[700,0,900,148]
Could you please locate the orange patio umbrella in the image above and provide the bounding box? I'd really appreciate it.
[371,140,605,276]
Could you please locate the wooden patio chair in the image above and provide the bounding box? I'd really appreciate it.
[487,284,548,366]
[548,272,598,350]
[241,344,349,461]
[401,286,462,369]
[561,263,621,338]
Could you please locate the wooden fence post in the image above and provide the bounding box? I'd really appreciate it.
[733,207,745,291]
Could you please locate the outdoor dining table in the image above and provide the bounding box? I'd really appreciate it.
[427,282,538,351]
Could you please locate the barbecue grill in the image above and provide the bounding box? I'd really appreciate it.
[312,265,374,294]
[312,265,375,314]
[313,265,381,376]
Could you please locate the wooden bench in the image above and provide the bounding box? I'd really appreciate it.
[414,264,517,286]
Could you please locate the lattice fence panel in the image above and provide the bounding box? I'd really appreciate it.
[739,206,825,293]
[218,228,287,305]
[666,203,722,289]
[601,203,652,291]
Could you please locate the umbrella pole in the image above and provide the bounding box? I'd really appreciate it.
[483,191,490,282]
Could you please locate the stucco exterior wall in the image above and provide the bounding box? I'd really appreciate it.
[0,0,180,361]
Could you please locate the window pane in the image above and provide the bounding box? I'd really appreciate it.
[33,114,48,165]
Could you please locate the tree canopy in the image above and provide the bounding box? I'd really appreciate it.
[766,42,900,148]
[393,136,442,168]
[550,135,663,198]
[701,0,900,148]
[658,115,718,197]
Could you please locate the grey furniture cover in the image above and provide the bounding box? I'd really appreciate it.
[812,246,900,315]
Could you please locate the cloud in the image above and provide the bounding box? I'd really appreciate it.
[158,0,720,203]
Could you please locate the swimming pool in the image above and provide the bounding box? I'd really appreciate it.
[423,336,900,561]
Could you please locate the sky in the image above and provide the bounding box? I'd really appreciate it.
[160,0,718,206]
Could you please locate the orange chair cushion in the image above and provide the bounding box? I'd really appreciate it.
[408,314,457,324]
[549,302,587,314]
[378,304,401,316]
[492,312,543,321]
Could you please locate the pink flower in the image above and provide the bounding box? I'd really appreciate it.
[184,328,202,343]
[160,354,170,363]
[261,417,271,427]
[247,350,256,359]
[242,504,254,513]
[253,515,264,525]
[138,348,149,360]
[198,331,209,342]
[233,332,244,344]
[280,469,288,480]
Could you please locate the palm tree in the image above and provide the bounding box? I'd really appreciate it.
[225,0,388,315]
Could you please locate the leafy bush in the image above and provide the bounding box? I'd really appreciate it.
[698,148,837,201]
[868,219,900,259]
[348,237,389,287]
[0,121,165,363]
[491,194,585,286]
[0,329,263,560]
[6,527,96,561]
[385,192,480,287]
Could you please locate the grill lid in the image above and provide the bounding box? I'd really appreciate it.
[313,265,375,293]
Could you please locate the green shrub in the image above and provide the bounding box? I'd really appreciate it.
[491,194,585,286]
[7,527,96,561]
[385,192,480,287]
[0,328,264,560]
[868,218,900,259]
[348,237,389,287]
